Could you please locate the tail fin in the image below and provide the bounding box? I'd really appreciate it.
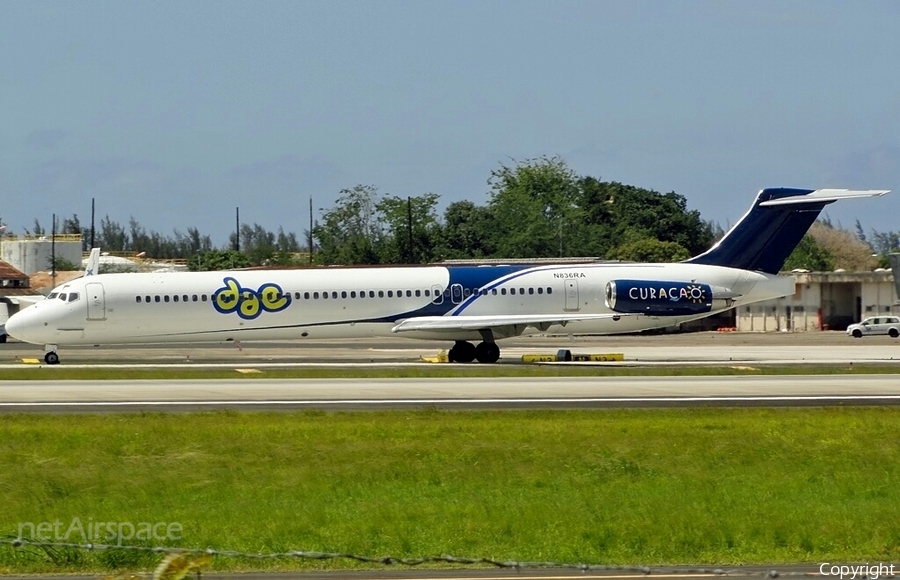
[686,188,889,274]
[84,247,100,277]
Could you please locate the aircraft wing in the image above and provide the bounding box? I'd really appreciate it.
[391,313,637,335]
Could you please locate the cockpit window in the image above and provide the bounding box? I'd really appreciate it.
[48,293,58,299]
[57,293,67,301]
[68,293,79,302]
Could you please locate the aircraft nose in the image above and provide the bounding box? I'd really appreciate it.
[5,307,45,345]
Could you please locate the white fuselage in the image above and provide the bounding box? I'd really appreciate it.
[7,262,793,347]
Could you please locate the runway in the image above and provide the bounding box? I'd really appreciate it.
[2,374,899,412]
[1,332,899,367]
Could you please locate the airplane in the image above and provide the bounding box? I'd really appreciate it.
[4,187,889,365]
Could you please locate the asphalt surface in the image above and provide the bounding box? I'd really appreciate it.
[1,332,899,367]
[1,374,899,412]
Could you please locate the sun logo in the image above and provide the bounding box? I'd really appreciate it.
[684,284,706,304]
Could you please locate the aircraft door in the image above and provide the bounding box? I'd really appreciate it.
[564,280,580,311]
[85,282,106,320]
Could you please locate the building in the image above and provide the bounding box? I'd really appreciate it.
[736,270,897,332]
[0,234,83,276]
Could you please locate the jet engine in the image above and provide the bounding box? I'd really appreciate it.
[605,279,736,316]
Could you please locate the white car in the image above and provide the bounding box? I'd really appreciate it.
[847,316,900,338]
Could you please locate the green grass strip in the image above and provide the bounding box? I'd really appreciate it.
[2,408,900,573]
[1,364,899,380]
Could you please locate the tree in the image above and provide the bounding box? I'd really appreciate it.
[376,193,442,264]
[486,156,591,258]
[48,256,81,271]
[188,249,252,271]
[313,185,384,265]
[808,221,876,270]
[439,200,497,259]
[607,238,690,262]
[782,234,835,271]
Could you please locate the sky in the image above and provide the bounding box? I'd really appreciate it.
[1,0,898,247]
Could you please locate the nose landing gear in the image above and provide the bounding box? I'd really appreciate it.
[44,344,60,365]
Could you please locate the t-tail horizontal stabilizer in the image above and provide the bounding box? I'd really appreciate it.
[686,188,889,274]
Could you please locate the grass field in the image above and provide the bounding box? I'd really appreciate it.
[1,363,899,380]
[2,408,900,573]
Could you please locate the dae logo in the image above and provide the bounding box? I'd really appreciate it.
[212,277,291,320]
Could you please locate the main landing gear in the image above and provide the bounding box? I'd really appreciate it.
[448,340,501,364]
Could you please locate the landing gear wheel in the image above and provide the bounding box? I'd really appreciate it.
[44,351,60,365]
[852,329,862,338]
[890,328,899,338]
[448,341,476,363]
[475,341,501,364]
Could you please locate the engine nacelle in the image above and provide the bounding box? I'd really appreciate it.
[605,279,735,316]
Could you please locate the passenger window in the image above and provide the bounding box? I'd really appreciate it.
[164,296,170,303]
[528,288,534,295]
[342,291,348,299]
[415,289,421,297]
[183,295,188,302]
[519,288,524,295]
[193,295,198,302]
[464,288,471,297]
[537,287,543,294]
[173,295,179,302]
[501,288,507,295]
[406,290,412,297]
[304,292,310,299]
[369,290,375,298]
[350,291,356,298]
[492,289,497,295]
[155,296,161,303]
[331,291,338,299]
[424,289,430,297]
[397,291,403,298]
[547,287,553,294]
[201,295,207,302]
[323,292,328,299]
[387,290,393,298]
[314,292,319,299]
[136,296,142,303]
[378,291,384,298]
[146,295,151,302]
